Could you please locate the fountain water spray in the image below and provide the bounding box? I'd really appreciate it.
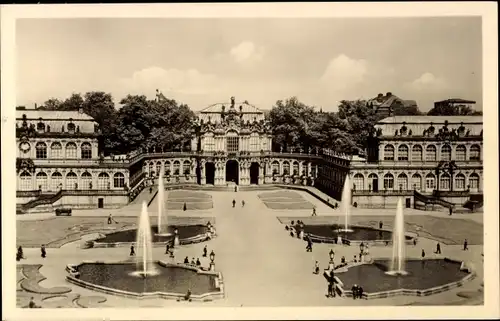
[338,174,353,233]
[157,165,169,235]
[134,201,157,277]
[386,197,408,276]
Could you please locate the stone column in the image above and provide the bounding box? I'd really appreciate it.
[258,162,264,185]
[201,160,206,185]
[76,141,81,159]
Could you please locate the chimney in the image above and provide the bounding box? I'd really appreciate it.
[386,92,392,97]
[377,93,383,98]
[34,103,38,109]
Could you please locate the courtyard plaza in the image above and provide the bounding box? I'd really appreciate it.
[16,188,484,307]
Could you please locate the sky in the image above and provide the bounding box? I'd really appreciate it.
[16,17,482,112]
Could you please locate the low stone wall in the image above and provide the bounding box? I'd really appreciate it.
[334,257,475,300]
[88,230,213,249]
[66,260,224,301]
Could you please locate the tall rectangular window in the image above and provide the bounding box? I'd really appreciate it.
[250,135,259,151]
[204,136,215,151]
[227,137,239,152]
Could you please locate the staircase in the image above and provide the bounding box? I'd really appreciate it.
[463,194,483,212]
[414,190,455,211]
[17,190,63,214]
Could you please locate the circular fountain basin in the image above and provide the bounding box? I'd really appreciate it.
[335,258,474,299]
[295,224,414,245]
[90,225,210,248]
[66,261,224,301]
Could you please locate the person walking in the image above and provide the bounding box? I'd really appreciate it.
[184,256,189,264]
[327,282,333,298]
[379,221,383,229]
[203,245,208,257]
[183,202,187,211]
[40,244,46,258]
[314,261,320,274]
[329,270,336,297]
[436,242,441,254]
[463,239,468,251]
[241,200,245,207]
[130,245,135,256]
[165,244,170,255]
[306,238,313,252]
[108,214,113,224]
[449,207,453,216]
[232,199,236,208]
[421,249,426,259]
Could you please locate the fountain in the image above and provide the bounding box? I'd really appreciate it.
[156,165,171,237]
[385,197,408,276]
[131,202,157,277]
[338,174,353,233]
[66,202,223,301]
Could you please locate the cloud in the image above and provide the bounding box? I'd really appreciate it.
[229,41,265,63]
[119,66,221,97]
[320,54,368,91]
[409,72,448,91]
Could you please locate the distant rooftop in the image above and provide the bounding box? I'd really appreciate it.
[197,98,266,123]
[15,109,95,121]
[435,98,477,104]
[377,115,483,124]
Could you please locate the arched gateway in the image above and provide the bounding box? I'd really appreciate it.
[226,160,239,184]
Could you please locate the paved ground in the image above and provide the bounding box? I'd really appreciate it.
[16,189,484,307]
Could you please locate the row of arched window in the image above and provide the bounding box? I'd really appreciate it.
[383,144,481,162]
[270,160,316,176]
[28,142,93,159]
[145,160,192,176]
[352,172,480,192]
[18,171,125,191]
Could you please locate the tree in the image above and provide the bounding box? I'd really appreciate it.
[428,103,477,116]
[392,104,422,116]
[114,94,196,153]
[40,98,62,110]
[337,100,383,153]
[59,93,84,111]
[269,97,317,151]
[82,92,119,153]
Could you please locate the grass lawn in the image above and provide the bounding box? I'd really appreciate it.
[259,190,314,210]
[17,216,215,248]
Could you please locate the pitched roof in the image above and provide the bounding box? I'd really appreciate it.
[435,98,476,104]
[16,109,95,121]
[368,93,417,109]
[377,115,483,124]
[199,100,265,114]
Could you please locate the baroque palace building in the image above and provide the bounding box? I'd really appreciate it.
[16,96,483,213]
[16,108,130,212]
[316,115,483,210]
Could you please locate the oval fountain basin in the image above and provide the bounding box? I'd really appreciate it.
[336,258,473,298]
[295,224,413,242]
[73,262,219,296]
[95,225,209,244]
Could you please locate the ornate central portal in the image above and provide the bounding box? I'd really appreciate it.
[226,160,239,184]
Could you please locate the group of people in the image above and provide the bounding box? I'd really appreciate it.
[16,245,46,261]
[232,199,245,208]
[183,256,202,267]
[351,284,364,299]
